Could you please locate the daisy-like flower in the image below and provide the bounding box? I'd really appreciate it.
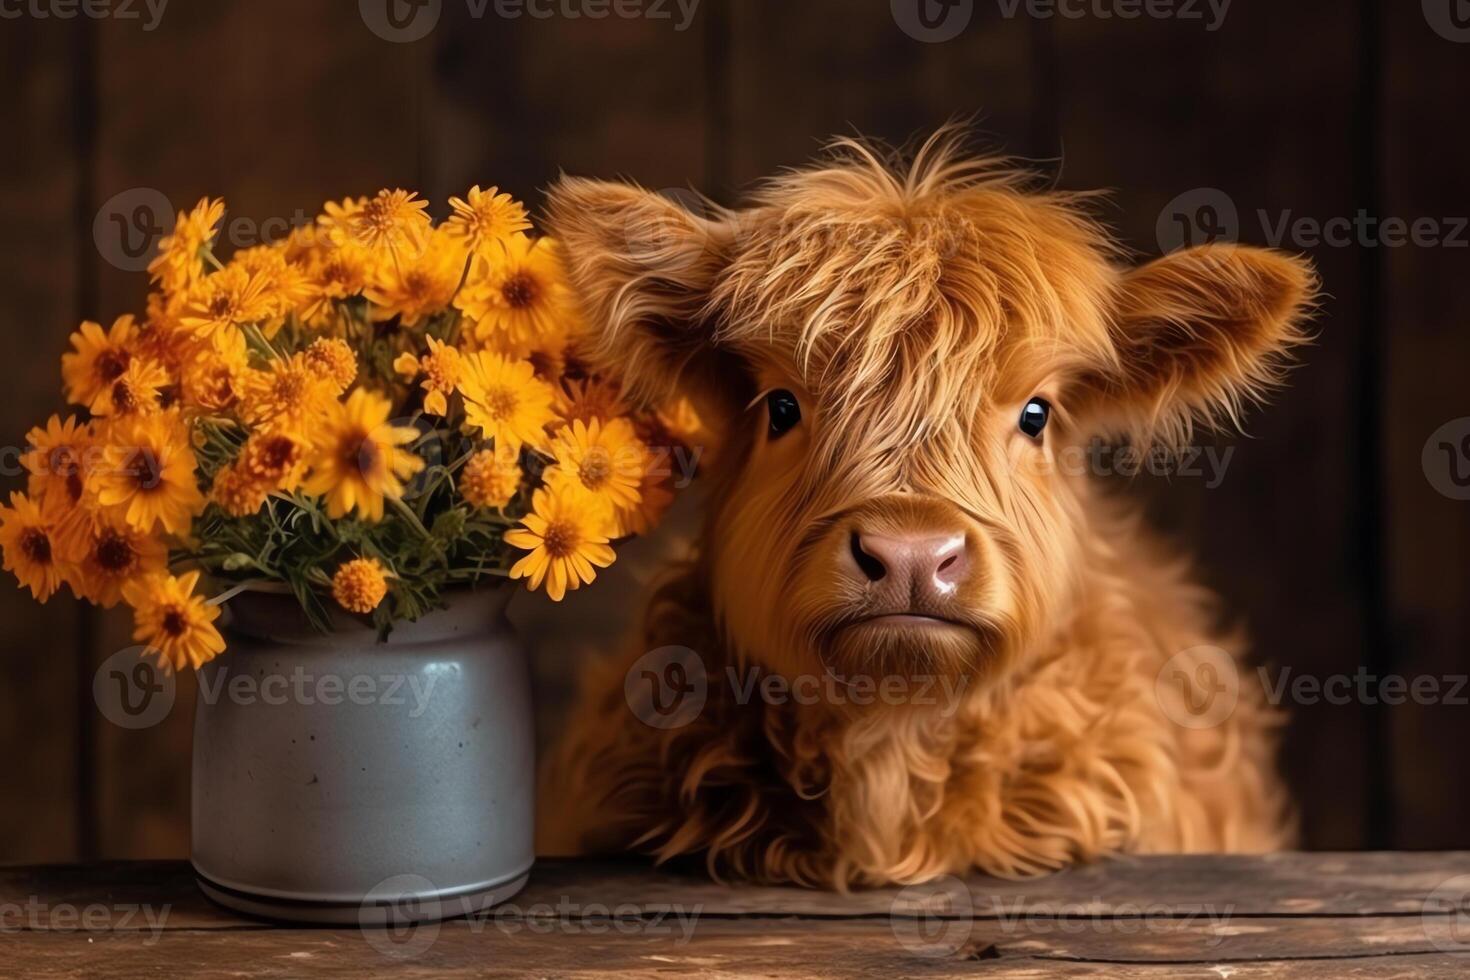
[93,412,206,535]
[148,197,225,295]
[61,315,138,412]
[393,336,462,416]
[459,446,522,510]
[456,235,577,354]
[22,415,93,510]
[332,557,389,613]
[230,244,312,334]
[303,337,358,393]
[241,355,337,434]
[180,326,249,413]
[179,265,274,338]
[0,492,69,602]
[122,570,225,672]
[337,189,432,261]
[445,186,531,256]
[302,388,425,522]
[364,228,464,326]
[91,356,169,418]
[613,467,676,538]
[505,486,615,602]
[298,240,375,324]
[543,417,647,531]
[555,376,630,428]
[457,351,556,455]
[71,519,167,608]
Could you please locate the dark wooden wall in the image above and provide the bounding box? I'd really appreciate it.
[1,0,1466,862]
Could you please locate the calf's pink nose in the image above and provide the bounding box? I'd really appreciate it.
[847,530,971,596]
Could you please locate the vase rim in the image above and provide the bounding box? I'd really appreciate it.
[220,582,514,647]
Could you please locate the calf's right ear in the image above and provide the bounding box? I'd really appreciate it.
[544,177,734,406]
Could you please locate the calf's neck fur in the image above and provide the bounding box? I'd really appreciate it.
[537,131,1314,887]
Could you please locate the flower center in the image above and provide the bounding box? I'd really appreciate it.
[257,435,299,473]
[95,530,136,573]
[483,386,519,421]
[161,607,189,638]
[577,449,612,491]
[501,272,538,309]
[20,528,51,564]
[542,519,580,559]
[348,431,382,476]
[111,378,136,412]
[96,349,130,383]
[126,447,164,491]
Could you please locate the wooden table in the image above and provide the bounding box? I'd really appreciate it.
[5,853,1470,977]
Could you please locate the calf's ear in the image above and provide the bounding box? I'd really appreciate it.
[1071,243,1318,446]
[545,177,735,407]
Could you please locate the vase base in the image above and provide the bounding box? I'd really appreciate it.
[195,867,531,926]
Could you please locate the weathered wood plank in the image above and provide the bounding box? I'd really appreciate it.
[2,918,1466,979]
[5,854,1470,932]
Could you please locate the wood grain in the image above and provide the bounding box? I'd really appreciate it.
[4,856,1470,977]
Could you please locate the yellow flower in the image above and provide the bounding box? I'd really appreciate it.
[457,351,556,455]
[556,376,629,428]
[364,228,463,326]
[181,326,249,413]
[299,240,375,324]
[123,570,225,672]
[210,466,269,518]
[62,315,138,412]
[93,413,206,535]
[71,518,168,608]
[332,557,389,613]
[333,189,431,261]
[445,186,531,256]
[455,235,577,354]
[212,430,309,516]
[302,337,358,393]
[543,417,647,530]
[302,388,424,522]
[229,245,312,335]
[613,467,675,538]
[148,197,225,295]
[460,447,522,510]
[505,487,615,602]
[0,492,69,602]
[394,336,462,416]
[22,415,93,511]
[180,265,274,338]
[241,355,337,434]
[91,356,169,418]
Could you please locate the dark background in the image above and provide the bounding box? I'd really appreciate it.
[1,0,1466,864]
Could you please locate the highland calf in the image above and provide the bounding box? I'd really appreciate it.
[538,132,1315,887]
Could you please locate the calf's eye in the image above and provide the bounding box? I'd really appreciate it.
[1018,396,1051,438]
[766,389,802,438]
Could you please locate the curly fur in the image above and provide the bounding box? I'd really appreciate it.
[538,130,1315,888]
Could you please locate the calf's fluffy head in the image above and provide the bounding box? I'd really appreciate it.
[547,133,1315,692]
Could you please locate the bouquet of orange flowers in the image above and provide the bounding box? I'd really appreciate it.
[0,187,699,671]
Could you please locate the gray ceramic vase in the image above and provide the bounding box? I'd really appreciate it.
[191,586,533,925]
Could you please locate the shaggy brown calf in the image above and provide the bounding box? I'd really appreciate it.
[538,132,1315,887]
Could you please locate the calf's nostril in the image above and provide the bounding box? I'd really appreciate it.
[849,531,887,582]
[937,554,957,574]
